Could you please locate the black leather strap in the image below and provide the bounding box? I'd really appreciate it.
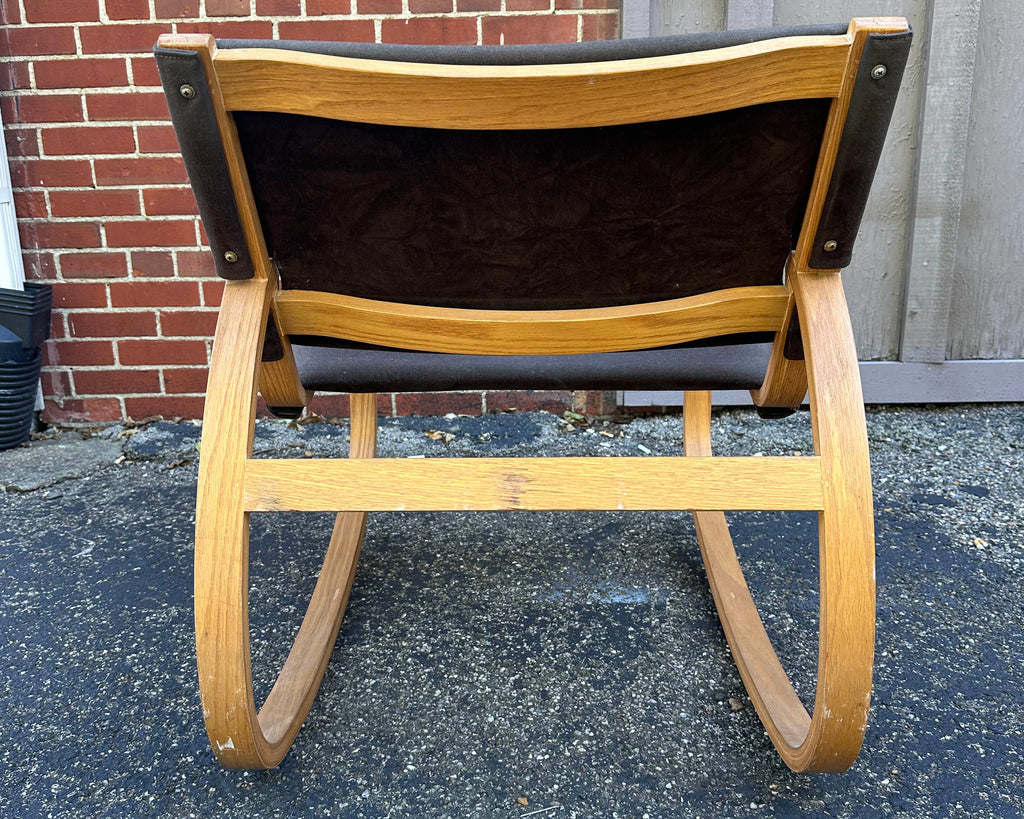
[154,47,254,280]
[809,30,913,269]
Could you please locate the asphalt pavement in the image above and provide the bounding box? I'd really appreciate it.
[1,403,1021,818]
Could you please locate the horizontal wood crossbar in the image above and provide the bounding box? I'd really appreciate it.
[243,456,824,512]
[274,286,790,355]
[214,36,850,129]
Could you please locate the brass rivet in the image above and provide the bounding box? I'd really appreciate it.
[179,83,197,99]
[871,64,887,80]
[824,240,838,252]
[223,251,239,263]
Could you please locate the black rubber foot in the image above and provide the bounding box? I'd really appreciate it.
[754,405,799,420]
[267,405,304,420]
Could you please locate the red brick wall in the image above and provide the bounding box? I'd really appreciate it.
[0,0,620,423]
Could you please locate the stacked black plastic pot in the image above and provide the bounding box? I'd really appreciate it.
[0,282,52,451]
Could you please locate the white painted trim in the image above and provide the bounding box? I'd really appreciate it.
[0,104,26,292]
[620,360,1024,407]
[0,107,41,414]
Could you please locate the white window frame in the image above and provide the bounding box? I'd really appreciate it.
[0,104,26,291]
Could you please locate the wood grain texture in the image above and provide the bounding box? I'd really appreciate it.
[789,263,875,771]
[840,3,926,360]
[193,276,274,768]
[243,455,824,513]
[212,36,849,129]
[274,286,790,355]
[775,4,924,359]
[156,35,272,283]
[173,21,889,771]
[158,35,312,409]
[256,393,376,747]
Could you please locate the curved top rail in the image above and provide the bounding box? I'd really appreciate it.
[210,34,851,129]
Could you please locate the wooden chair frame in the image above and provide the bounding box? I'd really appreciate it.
[157,17,909,771]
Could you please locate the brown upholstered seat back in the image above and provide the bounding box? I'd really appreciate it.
[233,100,831,309]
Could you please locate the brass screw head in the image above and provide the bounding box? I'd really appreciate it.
[823,240,839,253]
[224,251,239,263]
[179,84,197,99]
[871,64,887,80]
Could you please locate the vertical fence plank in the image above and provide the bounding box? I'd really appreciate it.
[651,0,726,34]
[621,0,654,38]
[946,0,1024,360]
[899,0,982,362]
[726,0,774,29]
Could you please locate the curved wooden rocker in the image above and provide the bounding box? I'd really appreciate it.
[194,271,378,767]
[155,17,911,771]
[684,260,875,772]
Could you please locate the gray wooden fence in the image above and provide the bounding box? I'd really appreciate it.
[621,0,1024,405]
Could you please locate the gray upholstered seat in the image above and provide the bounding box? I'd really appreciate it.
[291,341,773,394]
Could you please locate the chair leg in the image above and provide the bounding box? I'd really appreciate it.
[255,392,377,757]
[195,276,378,768]
[683,272,874,773]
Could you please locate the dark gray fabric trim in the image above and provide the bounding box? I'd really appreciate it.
[291,342,772,393]
[217,24,847,66]
[783,308,804,361]
[154,47,254,280]
[261,313,284,362]
[809,29,913,268]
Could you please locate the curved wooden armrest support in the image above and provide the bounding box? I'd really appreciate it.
[751,275,808,411]
[683,270,874,773]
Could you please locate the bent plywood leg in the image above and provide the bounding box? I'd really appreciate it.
[259,302,312,412]
[751,277,807,412]
[195,276,377,767]
[683,270,874,772]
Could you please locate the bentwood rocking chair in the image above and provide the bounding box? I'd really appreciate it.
[155,17,911,771]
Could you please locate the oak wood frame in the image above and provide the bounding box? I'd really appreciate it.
[158,16,907,772]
